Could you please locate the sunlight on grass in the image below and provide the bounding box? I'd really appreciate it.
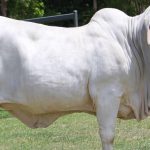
[0,112,150,149]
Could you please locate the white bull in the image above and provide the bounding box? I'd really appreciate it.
[0,6,150,150]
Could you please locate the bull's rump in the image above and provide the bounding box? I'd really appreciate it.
[0,17,93,113]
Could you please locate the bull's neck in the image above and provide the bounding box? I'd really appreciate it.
[127,14,150,118]
[126,15,144,81]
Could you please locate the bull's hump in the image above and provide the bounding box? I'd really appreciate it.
[90,8,129,45]
[91,8,128,25]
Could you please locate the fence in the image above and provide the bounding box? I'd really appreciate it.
[25,10,78,27]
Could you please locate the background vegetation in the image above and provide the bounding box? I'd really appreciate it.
[1,0,150,25]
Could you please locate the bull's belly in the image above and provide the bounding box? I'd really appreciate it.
[0,79,94,113]
[0,87,94,128]
[23,95,93,114]
[0,101,93,128]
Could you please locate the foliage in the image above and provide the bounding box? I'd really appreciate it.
[7,0,44,19]
[99,0,150,16]
[41,0,150,25]
[2,0,150,25]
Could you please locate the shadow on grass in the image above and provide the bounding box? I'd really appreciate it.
[0,109,12,119]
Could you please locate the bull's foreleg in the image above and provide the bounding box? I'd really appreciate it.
[94,85,121,150]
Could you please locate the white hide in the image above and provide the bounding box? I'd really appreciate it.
[0,6,150,150]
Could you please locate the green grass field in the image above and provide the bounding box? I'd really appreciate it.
[0,111,150,150]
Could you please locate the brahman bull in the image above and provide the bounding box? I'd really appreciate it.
[0,6,150,150]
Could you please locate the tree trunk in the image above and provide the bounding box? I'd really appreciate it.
[1,0,7,16]
[93,0,97,12]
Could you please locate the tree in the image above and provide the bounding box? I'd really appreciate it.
[7,0,44,19]
[3,0,150,25]
[1,0,8,16]
[93,0,97,12]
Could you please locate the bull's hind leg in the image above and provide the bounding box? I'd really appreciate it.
[93,84,122,150]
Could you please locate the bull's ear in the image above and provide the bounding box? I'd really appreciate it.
[147,25,150,45]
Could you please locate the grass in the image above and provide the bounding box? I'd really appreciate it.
[0,111,150,149]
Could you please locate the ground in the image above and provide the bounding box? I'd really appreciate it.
[0,111,150,149]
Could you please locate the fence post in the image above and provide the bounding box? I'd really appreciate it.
[73,10,78,27]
